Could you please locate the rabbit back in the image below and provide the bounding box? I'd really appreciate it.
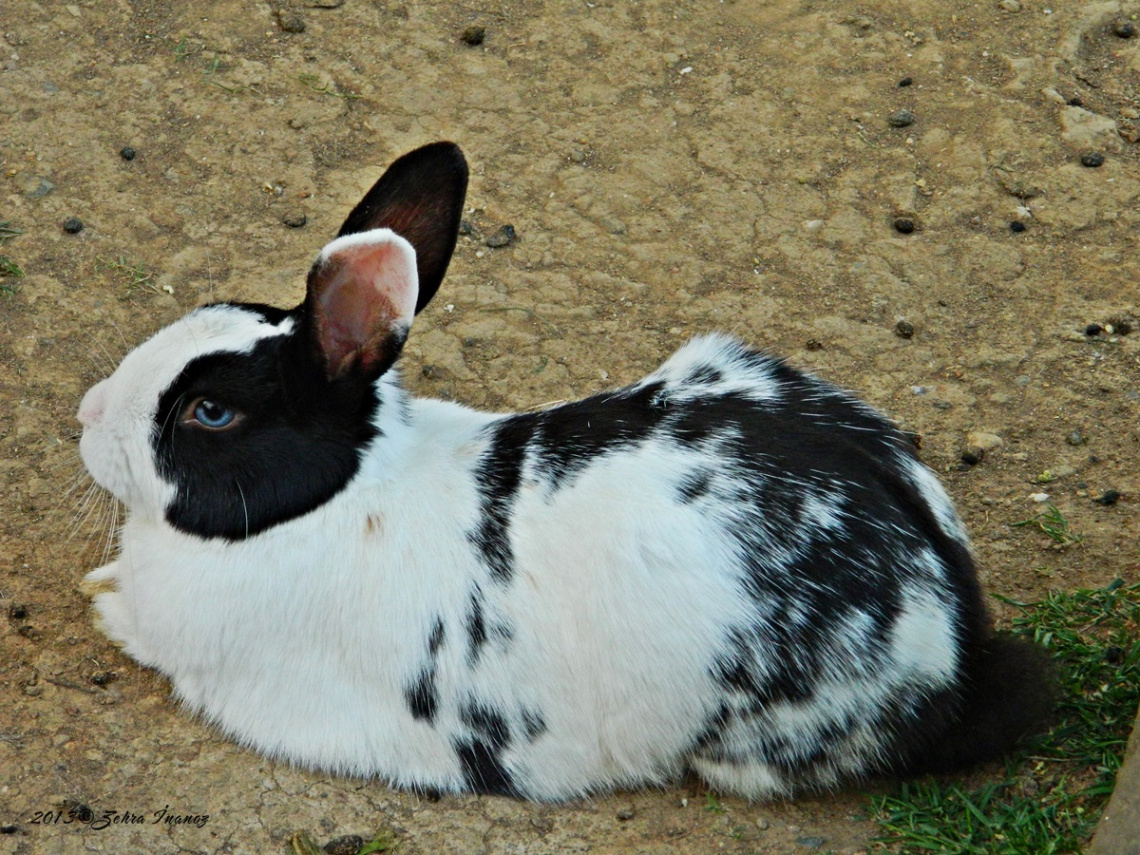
[442,333,992,798]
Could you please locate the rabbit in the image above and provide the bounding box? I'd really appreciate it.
[77,141,1054,801]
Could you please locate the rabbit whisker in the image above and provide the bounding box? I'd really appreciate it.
[235,480,249,540]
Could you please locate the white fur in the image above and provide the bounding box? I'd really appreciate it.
[81,318,971,800]
[78,306,292,519]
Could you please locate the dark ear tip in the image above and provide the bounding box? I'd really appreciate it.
[397,141,468,181]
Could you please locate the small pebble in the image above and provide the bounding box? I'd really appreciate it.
[600,215,627,235]
[960,450,982,466]
[90,671,114,687]
[1066,430,1087,446]
[888,109,916,128]
[968,431,1004,451]
[282,212,308,228]
[1094,489,1120,506]
[1085,323,1102,336]
[1080,152,1105,168]
[457,219,474,236]
[796,837,828,850]
[530,816,554,834]
[804,338,823,351]
[277,10,306,33]
[1009,221,1027,233]
[119,145,136,161]
[894,319,915,339]
[485,224,516,248]
[616,808,635,821]
[897,76,913,87]
[461,25,486,46]
[756,818,771,831]
[893,216,916,234]
[1029,492,1051,503]
[21,175,55,198]
[0,824,18,834]
[1105,316,1132,335]
[63,216,84,234]
[323,834,363,855]
[1113,20,1136,38]
[998,0,1022,12]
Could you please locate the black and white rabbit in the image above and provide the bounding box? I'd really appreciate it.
[78,142,1052,800]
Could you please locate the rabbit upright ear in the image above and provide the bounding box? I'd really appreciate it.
[336,141,469,314]
[304,229,418,381]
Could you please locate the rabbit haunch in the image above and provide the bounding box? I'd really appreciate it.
[79,141,1053,801]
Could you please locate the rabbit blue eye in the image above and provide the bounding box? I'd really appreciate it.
[192,399,236,429]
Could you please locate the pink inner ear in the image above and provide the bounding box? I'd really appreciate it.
[310,233,418,378]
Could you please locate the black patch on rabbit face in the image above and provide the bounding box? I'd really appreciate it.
[455,701,515,795]
[152,325,381,540]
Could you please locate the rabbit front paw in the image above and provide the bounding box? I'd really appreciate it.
[90,590,139,650]
[80,561,120,597]
[83,564,137,651]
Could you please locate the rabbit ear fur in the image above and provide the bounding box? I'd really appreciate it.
[336,141,468,314]
[305,229,418,381]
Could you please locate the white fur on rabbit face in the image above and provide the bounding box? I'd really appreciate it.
[78,305,292,519]
[78,229,419,540]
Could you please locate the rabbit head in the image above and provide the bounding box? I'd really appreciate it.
[77,142,469,540]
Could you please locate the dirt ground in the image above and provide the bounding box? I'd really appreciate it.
[1,0,1138,852]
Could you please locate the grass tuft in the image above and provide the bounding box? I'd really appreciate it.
[0,255,23,295]
[95,255,158,295]
[298,72,362,100]
[1011,503,1083,547]
[0,219,24,241]
[872,580,1139,853]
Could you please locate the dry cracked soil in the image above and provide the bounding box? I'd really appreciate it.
[1,0,1138,853]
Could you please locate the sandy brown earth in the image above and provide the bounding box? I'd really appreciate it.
[1,0,1138,853]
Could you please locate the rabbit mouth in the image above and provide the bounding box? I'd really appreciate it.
[79,425,174,520]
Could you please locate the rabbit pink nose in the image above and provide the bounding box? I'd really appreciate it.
[78,381,108,427]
